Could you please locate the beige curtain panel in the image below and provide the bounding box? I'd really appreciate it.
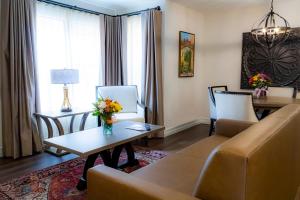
[0,0,42,158]
[141,10,164,132]
[103,15,127,86]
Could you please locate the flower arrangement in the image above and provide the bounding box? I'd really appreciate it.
[93,97,122,134]
[248,73,272,98]
[248,73,271,89]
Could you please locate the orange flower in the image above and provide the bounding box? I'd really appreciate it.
[105,98,112,105]
[105,107,110,113]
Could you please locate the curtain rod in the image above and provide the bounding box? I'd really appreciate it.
[123,6,161,17]
[37,0,160,17]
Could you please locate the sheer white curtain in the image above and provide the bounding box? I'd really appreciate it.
[36,2,102,112]
[36,2,102,136]
[127,15,142,101]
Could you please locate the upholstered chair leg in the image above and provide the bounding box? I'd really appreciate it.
[209,119,215,136]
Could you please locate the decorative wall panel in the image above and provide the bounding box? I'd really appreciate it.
[241,28,300,89]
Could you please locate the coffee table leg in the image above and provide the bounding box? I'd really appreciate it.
[99,150,112,167]
[77,153,99,191]
[111,144,140,168]
[77,144,139,191]
[77,150,113,191]
[111,145,124,168]
[124,143,139,167]
[111,143,139,169]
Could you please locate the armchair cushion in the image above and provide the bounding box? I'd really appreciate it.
[115,105,145,123]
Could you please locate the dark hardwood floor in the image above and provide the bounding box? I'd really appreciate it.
[0,124,209,183]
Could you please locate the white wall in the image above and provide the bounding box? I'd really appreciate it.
[162,0,209,136]
[202,0,300,97]
[202,5,266,91]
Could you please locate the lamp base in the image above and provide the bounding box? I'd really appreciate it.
[61,107,72,112]
[61,85,72,112]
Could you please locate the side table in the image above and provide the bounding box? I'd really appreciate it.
[34,109,92,156]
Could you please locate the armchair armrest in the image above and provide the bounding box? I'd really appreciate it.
[215,119,255,138]
[137,102,146,109]
[137,102,148,123]
[88,165,200,200]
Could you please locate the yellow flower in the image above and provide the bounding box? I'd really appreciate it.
[109,101,122,113]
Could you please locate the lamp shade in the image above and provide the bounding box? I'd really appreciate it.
[51,69,79,84]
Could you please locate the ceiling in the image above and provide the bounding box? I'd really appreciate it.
[55,0,281,15]
[171,0,270,10]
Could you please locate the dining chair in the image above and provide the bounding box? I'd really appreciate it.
[268,87,298,98]
[208,85,228,136]
[214,91,259,123]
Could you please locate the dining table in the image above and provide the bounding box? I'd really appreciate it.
[253,96,300,118]
[253,96,300,109]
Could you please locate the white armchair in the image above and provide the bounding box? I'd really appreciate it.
[214,91,259,123]
[96,86,147,125]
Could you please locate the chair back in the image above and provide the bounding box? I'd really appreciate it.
[268,87,297,98]
[96,86,138,113]
[214,91,258,122]
[208,86,228,119]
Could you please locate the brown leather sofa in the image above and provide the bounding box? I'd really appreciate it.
[87,104,300,200]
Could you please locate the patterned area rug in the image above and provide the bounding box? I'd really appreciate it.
[0,149,167,200]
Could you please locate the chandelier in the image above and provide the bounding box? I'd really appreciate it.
[251,0,291,49]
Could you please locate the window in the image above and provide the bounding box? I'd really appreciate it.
[127,15,142,101]
[36,2,102,112]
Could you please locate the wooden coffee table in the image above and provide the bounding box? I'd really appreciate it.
[44,121,164,190]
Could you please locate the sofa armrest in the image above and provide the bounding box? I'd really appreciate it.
[215,119,255,138]
[88,165,200,200]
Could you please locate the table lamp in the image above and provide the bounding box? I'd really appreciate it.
[51,69,79,112]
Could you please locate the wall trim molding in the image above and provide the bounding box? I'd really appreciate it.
[164,117,210,138]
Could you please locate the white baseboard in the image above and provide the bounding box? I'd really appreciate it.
[0,146,3,157]
[164,117,210,138]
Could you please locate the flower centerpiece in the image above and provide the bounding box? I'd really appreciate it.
[93,97,122,135]
[248,73,272,98]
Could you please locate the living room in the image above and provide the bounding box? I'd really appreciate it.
[1,0,300,199]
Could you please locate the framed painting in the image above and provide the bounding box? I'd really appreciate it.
[179,31,195,77]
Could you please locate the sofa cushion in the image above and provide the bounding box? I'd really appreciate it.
[176,135,229,159]
[131,135,229,195]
